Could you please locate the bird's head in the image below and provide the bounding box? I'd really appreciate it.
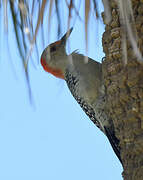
[41,28,73,79]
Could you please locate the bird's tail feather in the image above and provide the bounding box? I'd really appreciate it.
[104,127,122,164]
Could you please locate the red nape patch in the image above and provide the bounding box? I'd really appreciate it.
[41,57,64,79]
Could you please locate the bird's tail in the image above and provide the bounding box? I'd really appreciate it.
[104,126,122,164]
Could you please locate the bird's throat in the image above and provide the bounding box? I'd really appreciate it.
[41,57,64,79]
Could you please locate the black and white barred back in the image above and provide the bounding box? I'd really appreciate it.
[65,70,102,131]
[65,69,122,164]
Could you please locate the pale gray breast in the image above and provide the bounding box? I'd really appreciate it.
[65,69,103,132]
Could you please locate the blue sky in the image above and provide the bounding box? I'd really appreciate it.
[0,1,123,180]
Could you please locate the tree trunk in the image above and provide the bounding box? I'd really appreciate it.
[102,0,143,179]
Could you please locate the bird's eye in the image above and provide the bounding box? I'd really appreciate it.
[50,46,56,52]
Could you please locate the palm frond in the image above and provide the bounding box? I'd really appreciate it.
[2,0,100,102]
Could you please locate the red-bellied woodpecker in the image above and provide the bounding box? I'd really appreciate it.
[41,28,122,164]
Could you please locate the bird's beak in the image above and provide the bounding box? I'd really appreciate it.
[61,27,73,45]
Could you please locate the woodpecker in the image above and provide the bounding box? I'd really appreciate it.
[41,28,122,164]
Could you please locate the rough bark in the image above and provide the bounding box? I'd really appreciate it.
[102,0,143,180]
